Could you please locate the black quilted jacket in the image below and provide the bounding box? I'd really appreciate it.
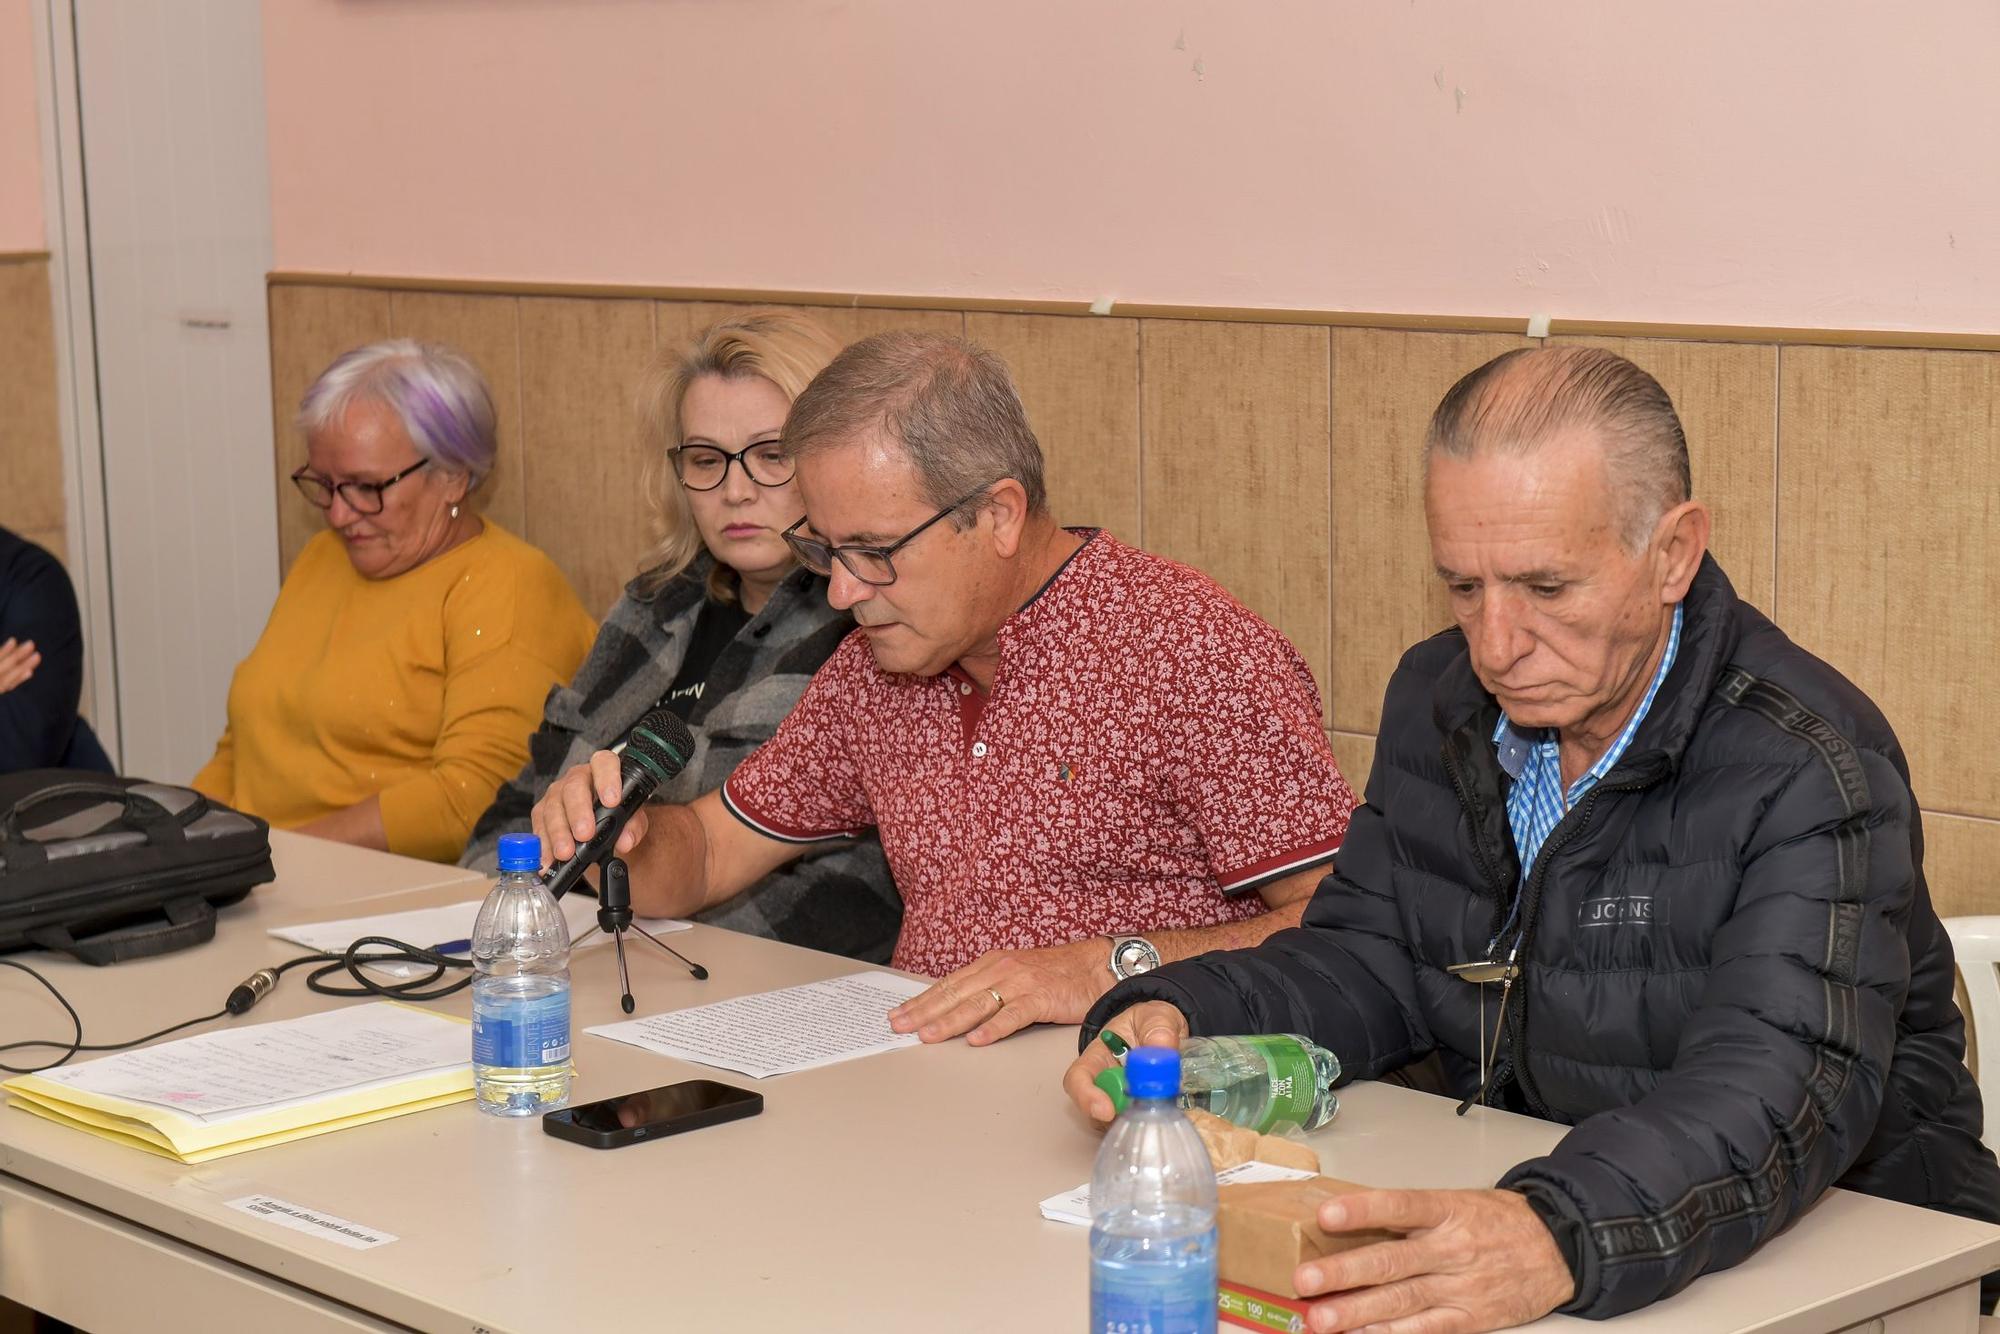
[1086,556,2000,1317]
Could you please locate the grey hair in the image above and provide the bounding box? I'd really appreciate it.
[782,330,1047,521]
[1423,345,1690,549]
[298,339,498,491]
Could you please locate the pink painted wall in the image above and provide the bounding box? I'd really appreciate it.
[0,0,44,250]
[265,1,1999,334]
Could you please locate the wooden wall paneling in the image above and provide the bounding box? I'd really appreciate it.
[641,303,708,516]
[1328,730,1378,802]
[792,304,965,347]
[266,284,392,574]
[518,296,658,619]
[0,259,66,538]
[1554,337,1778,614]
[1140,320,1332,717]
[1329,330,1533,735]
[966,312,1140,546]
[260,282,2000,852]
[653,301,704,354]
[1778,346,2000,821]
[388,292,525,537]
[1922,810,2000,922]
[650,298,964,418]
[678,301,964,351]
[673,300,778,346]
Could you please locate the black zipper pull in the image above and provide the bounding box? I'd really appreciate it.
[1458,1048,1509,1116]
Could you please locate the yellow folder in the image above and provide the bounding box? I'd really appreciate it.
[2,1003,475,1164]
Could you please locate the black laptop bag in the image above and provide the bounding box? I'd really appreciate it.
[0,772,275,964]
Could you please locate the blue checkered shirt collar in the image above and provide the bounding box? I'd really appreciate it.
[1491,603,1683,880]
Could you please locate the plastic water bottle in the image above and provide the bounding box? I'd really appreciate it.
[1094,1034,1341,1135]
[471,833,573,1116]
[1090,1046,1219,1334]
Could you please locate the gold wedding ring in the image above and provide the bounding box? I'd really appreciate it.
[987,987,1005,1011]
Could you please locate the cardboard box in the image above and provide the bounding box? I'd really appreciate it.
[1216,1176,1399,1300]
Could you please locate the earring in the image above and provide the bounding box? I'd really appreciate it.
[450,504,460,519]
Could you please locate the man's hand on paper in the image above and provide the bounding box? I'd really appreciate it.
[532,751,648,863]
[1062,1001,1191,1121]
[1291,1187,1573,1333]
[889,937,1114,1046]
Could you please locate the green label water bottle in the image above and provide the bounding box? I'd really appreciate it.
[1094,1034,1340,1134]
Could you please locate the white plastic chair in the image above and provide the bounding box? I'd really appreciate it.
[1945,916,2000,1150]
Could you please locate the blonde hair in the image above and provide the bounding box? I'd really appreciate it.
[634,310,842,601]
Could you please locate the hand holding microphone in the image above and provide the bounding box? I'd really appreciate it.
[532,709,695,899]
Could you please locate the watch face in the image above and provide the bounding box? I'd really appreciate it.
[1115,938,1158,977]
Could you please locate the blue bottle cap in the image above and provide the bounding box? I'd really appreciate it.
[496,832,543,873]
[1124,1046,1182,1100]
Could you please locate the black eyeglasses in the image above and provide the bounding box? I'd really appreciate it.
[291,458,429,514]
[782,486,992,587]
[672,442,795,491]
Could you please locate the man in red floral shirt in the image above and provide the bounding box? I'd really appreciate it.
[535,331,1356,1044]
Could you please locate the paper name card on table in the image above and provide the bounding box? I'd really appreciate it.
[1039,1161,1319,1227]
[3,1002,473,1164]
[270,894,689,977]
[586,970,930,1079]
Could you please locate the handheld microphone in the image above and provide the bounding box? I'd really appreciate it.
[541,708,695,900]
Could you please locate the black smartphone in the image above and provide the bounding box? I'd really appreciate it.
[542,1080,763,1149]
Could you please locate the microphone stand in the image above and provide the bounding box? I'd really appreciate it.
[570,855,709,1015]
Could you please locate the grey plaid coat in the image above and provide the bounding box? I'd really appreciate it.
[461,559,901,963]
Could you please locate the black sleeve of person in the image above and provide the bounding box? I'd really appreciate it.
[1507,1182,1589,1303]
[0,530,87,772]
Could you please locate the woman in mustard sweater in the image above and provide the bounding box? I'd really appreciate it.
[194,340,595,861]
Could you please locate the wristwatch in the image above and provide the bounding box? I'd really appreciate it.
[1108,934,1162,981]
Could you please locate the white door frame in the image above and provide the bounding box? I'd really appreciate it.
[30,0,120,764]
[29,0,281,781]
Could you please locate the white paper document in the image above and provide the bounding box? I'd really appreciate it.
[270,895,688,977]
[586,970,931,1078]
[1039,1160,1320,1226]
[32,1003,468,1123]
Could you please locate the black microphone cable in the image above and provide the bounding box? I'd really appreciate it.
[0,935,476,1075]
[297,933,475,1003]
[0,957,225,1074]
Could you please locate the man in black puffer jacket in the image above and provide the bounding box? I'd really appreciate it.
[1068,346,2000,1328]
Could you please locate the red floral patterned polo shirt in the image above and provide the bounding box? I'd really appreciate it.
[721,531,1356,977]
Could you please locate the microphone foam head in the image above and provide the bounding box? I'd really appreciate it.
[623,708,696,789]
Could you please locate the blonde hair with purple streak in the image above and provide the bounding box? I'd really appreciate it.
[299,339,498,492]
